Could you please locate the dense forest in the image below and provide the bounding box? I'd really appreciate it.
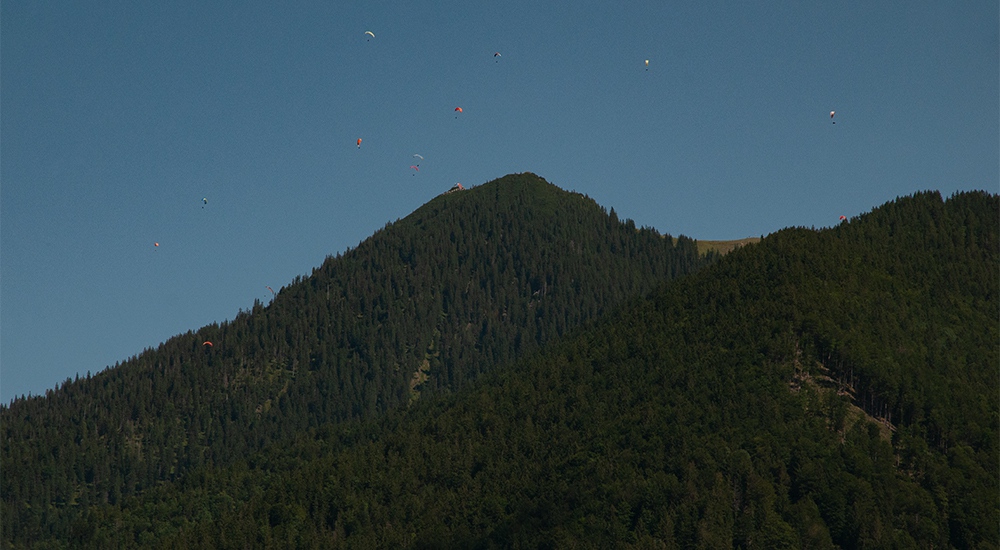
[3,183,996,548]
[27,188,996,549]
[2,173,714,545]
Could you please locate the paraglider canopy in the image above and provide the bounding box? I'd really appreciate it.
[454,107,463,112]
[839,215,847,221]
[830,110,836,124]
[203,341,213,347]
[357,138,362,148]
[364,30,375,39]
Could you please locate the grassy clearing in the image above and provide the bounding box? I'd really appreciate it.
[694,237,761,256]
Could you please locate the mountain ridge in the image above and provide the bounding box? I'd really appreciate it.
[54,188,997,548]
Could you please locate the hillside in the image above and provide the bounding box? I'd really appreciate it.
[2,173,714,544]
[59,190,997,548]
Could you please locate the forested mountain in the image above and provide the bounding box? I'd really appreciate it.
[39,189,996,548]
[2,173,713,544]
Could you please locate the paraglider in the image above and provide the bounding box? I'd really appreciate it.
[202,197,208,209]
[645,59,649,70]
[266,286,275,297]
[364,30,375,40]
[357,138,362,148]
[454,106,462,119]
[494,52,501,63]
[412,154,424,161]
[839,215,847,222]
[830,111,836,124]
[410,165,420,174]
[203,341,213,347]
[154,242,159,250]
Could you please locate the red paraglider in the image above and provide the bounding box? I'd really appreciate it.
[357,138,362,148]
[203,341,213,347]
[266,286,275,297]
[830,111,836,124]
[839,215,847,222]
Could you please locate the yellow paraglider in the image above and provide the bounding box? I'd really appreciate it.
[364,31,375,40]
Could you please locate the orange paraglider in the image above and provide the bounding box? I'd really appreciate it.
[203,341,213,347]
[830,110,836,124]
[357,138,362,148]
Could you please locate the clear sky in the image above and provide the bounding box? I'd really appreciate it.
[2,1,997,402]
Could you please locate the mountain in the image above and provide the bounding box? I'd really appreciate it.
[2,173,714,544]
[53,190,997,548]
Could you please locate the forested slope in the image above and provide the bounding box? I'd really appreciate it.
[2,173,712,544]
[57,190,997,548]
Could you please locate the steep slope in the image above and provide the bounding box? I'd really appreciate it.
[64,190,997,548]
[1,173,712,543]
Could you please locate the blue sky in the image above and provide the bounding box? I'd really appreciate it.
[2,1,997,402]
